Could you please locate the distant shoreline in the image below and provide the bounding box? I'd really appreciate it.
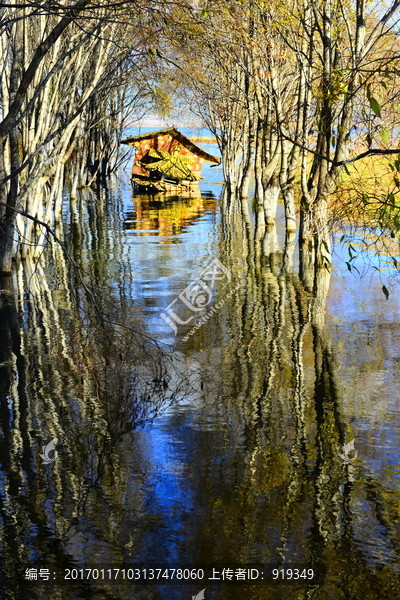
[190,136,217,143]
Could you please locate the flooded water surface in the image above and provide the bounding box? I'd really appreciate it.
[0,171,399,600]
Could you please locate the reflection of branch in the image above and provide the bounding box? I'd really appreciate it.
[364,476,400,556]
[0,201,65,246]
[0,200,172,351]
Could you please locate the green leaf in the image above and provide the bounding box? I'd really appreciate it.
[381,129,389,144]
[382,285,389,300]
[369,97,381,118]
[321,239,330,253]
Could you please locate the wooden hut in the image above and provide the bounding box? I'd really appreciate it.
[121,127,220,191]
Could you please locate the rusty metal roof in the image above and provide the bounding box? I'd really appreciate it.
[121,127,220,164]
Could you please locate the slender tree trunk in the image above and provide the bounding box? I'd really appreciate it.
[0,16,23,273]
[264,178,280,226]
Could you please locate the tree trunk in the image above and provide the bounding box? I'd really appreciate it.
[263,181,280,226]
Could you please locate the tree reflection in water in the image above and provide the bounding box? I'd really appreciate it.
[0,186,398,600]
[0,186,192,600]
[192,194,399,600]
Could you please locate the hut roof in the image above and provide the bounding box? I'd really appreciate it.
[121,127,220,164]
[138,149,200,181]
